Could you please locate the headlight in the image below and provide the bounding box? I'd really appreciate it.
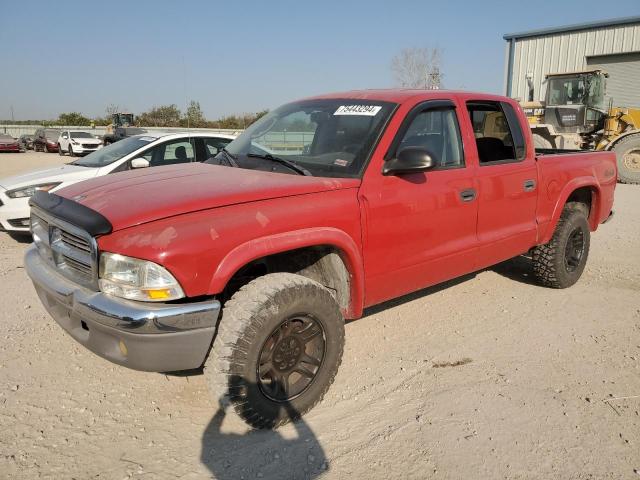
[99,252,184,302]
[5,182,61,198]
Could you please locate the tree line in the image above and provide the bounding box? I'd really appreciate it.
[3,101,268,129]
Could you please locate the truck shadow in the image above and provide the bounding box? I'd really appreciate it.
[490,254,539,286]
[200,376,327,480]
[361,255,539,319]
[361,272,477,318]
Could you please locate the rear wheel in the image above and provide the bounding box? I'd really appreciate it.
[532,202,590,288]
[205,273,345,429]
[44,143,50,153]
[612,134,640,184]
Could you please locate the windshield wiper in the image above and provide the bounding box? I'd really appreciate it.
[247,153,312,176]
[219,148,239,167]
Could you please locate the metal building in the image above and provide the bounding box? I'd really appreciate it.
[503,16,640,107]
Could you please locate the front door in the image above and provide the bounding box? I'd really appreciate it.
[359,99,479,307]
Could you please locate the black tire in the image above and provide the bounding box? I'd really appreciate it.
[612,133,640,184]
[532,202,590,289]
[68,145,74,157]
[58,144,64,156]
[205,272,345,429]
[44,143,50,153]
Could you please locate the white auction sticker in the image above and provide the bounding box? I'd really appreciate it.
[334,105,382,116]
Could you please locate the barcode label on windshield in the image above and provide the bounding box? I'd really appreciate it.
[334,105,382,116]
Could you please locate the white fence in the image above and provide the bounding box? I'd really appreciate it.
[0,124,243,138]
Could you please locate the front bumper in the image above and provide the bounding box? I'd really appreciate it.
[0,191,31,232]
[71,144,101,154]
[25,246,220,372]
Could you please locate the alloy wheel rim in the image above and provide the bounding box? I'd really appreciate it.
[257,315,326,402]
[564,227,585,273]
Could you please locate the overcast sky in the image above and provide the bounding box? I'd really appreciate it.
[1,0,638,120]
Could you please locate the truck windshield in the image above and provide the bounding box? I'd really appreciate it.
[547,74,605,109]
[209,99,396,178]
[72,136,156,168]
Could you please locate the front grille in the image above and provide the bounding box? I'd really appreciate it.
[60,230,91,253]
[82,144,98,149]
[30,208,98,289]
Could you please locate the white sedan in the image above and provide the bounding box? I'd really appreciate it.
[0,132,237,232]
[57,130,103,156]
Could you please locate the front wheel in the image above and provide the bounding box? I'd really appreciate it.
[58,144,64,156]
[205,273,345,429]
[68,145,75,157]
[532,202,590,288]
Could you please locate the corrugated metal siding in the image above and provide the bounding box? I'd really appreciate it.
[587,52,640,108]
[507,22,640,102]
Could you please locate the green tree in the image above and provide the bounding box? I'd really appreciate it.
[57,112,91,126]
[137,104,182,127]
[182,100,206,127]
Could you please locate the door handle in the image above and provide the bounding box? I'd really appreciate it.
[459,188,477,202]
[523,179,536,191]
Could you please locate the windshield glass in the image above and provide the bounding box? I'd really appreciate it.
[72,136,156,167]
[547,74,605,109]
[208,99,396,178]
[70,131,93,139]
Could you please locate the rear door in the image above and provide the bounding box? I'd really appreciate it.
[464,99,538,268]
[359,99,479,306]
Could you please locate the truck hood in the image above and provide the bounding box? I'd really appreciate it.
[57,163,360,232]
[0,164,99,190]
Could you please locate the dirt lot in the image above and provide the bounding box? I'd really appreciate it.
[0,151,639,479]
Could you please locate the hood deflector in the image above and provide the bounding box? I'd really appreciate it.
[30,190,112,236]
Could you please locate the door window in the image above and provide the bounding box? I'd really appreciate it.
[203,137,233,158]
[146,138,196,167]
[396,107,464,168]
[467,101,525,164]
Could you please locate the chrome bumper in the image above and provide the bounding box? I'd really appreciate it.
[25,246,220,372]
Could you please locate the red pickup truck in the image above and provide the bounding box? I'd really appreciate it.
[25,90,616,428]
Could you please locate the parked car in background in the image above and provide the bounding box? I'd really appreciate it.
[0,134,20,153]
[33,128,62,153]
[0,132,236,232]
[57,130,102,157]
[18,134,35,151]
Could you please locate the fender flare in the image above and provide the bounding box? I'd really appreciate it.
[541,176,601,244]
[208,227,365,319]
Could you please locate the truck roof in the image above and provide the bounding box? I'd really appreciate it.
[304,89,514,104]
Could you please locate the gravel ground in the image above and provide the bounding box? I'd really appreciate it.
[0,151,639,479]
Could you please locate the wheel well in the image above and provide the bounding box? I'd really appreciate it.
[566,187,592,210]
[566,186,595,223]
[222,246,350,310]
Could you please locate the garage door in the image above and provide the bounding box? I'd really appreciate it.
[587,52,640,108]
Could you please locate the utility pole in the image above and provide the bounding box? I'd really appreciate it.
[10,105,15,123]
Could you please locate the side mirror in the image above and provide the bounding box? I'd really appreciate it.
[382,147,436,176]
[130,158,150,169]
